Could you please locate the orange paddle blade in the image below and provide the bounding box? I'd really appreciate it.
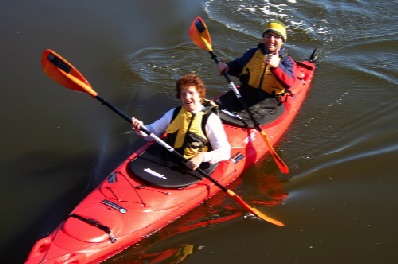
[260,131,289,174]
[227,190,284,226]
[41,49,98,97]
[188,16,212,51]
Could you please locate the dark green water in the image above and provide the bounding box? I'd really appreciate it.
[1,0,397,263]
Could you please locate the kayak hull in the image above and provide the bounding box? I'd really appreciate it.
[26,59,316,264]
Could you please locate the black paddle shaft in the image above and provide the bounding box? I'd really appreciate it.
[95,96,132,124]
[209,51,262,131]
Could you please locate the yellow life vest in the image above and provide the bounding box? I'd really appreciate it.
[242,49,286,95]
[165,100,217,159]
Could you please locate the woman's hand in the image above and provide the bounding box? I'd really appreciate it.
[131,117,143,132]
[186,152,204,170]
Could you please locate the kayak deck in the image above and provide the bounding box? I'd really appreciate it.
[26,56,317,264]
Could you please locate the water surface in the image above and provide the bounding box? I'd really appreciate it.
[1,0,397,263]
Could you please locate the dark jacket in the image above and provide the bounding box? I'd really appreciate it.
[226,44,296,89]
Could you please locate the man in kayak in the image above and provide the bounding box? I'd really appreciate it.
[216,19,296,103]
[132,73,231,172]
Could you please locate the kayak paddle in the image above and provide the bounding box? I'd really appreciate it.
[41,49,284,226]
[188,16,289,174]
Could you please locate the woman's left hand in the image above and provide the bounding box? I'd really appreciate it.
[186,152,204,170]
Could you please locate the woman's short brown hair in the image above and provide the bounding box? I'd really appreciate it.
[175,73,206,101]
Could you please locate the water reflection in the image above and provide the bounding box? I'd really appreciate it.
[105,194,242,263]
[106,173,287,263]
[252,174,288,206]
[109,242,202,264]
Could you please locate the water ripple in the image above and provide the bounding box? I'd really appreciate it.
[117,43,236,100]
[204,0,332,43]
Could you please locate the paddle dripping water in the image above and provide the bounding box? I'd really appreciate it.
[25,46,316,262]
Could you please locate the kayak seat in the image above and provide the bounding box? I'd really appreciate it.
[127,143,217,189]
[215,85,285,128]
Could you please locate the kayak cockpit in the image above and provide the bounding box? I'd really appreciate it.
[127,143,217,189]
[215,86,286,128]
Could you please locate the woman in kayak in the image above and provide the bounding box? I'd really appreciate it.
[216,20,296,101]
[132,73,231,171]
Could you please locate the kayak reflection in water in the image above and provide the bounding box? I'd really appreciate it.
[252,174,288,206]
[123,244,202,264]
[107,173,287,263]
[132,73,231,172]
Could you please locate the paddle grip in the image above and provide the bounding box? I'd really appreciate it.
[137,122,229,190]
[209,51,236,86]
[139,127,230,188]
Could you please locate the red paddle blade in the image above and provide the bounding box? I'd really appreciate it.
[188,16,213,51]
[41,49,98,97]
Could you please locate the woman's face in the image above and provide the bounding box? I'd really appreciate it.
[263,32,283,54]
[180,85,201,112]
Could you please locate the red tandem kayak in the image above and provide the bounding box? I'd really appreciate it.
[26,49,318,264]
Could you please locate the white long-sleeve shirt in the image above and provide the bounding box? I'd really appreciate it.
[137,106,231,164]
